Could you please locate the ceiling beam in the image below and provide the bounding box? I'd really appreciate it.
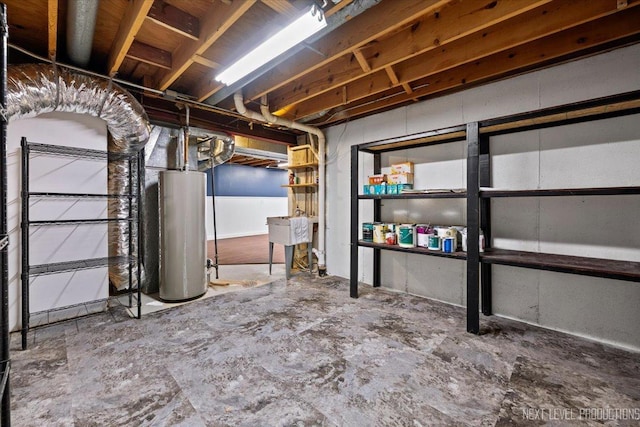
[260,0,299,19]
[47,0,58,60]
[320,7,640,125]
[284,0,638,120]
[107,0,154,77]
[325,0,354,18]
[269,0,552,112]
[156,0,257,91]
[126,40,172,70]
[384,66,399,85]
[353,49,371,72]
[147,1,200,40]
[238,0,450,102]
[193,55,221,70]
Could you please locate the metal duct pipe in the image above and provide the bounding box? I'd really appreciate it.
[7,63,150,289]
[258,96,326,275]
[233,92,327,275]
[66,0,99,67]
[183,105,190,170]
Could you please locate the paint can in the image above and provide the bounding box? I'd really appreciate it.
[373,223,388,244]
[442,237,455,253]
[427,234,440,250]
[398,224,416,248]
[461,228,468,251]
[362,223,374,242]
[385,232,396,245]
[444,227,458,250]
[416,224,430,247]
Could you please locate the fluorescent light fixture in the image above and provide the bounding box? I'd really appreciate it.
[215,5,327,86]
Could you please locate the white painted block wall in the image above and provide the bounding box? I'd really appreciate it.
[7,112,109,331]
[205,196,288,240]
[325,44,640,351]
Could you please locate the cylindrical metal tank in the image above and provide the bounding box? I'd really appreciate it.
[159,170,207,301]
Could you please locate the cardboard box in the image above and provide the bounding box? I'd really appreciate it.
[387,184,413,194]
[387,173,414,184]
[368,174,386,184]
[391,162,414,174]
[364,184,386,195]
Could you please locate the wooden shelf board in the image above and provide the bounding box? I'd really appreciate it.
[480,186,640,198]
[287,162,318,170]
[282,183,318,188]
[359,192,466,200]
[358,240,467,260]
[481,248,640,282]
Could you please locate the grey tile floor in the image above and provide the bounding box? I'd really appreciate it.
[9,273,640,426]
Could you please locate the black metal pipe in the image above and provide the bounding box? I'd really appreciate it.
[136,151,142,319]
[209,166,219,280]
[20,138,29,351]
[127,156,133,308]
[1,3,10,422]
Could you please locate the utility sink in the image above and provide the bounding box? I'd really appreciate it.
[267,216,317,245]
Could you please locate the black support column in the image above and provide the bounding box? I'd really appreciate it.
[0,3,10,423]
[20,138,29,350]
[372,153,381,288]
[466,122,480,334]
[350,145,359,298]
[479,134,492,315]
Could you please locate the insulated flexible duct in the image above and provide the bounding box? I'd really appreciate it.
[6,63,150,289]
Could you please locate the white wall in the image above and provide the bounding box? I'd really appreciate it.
[7,112,109,331]
[206,196,288,239]
[325,44,640,351]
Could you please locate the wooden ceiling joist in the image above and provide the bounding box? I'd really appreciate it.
[285,0,640,120]
[47,0,57,60]
[384,66,399,85]
[239,0,450,103]
[156,0,256,91]
[126,40,172,70]
[147,1,200,40]
[353,49,371,73]
[260,0,299,19]
[269,0,554,113]
[193,55,221,70]
[107,0,154,76]
[328,7,640,124]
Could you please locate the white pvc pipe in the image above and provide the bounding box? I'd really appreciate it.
[232,92,327,272]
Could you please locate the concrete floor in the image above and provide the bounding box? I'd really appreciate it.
[9,270,640,426]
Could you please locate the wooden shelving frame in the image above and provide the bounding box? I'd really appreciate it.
[350,89,640,334]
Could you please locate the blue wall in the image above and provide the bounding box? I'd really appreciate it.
[206,163,287,197]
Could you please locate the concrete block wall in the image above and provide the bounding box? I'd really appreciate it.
[325,44,640,351]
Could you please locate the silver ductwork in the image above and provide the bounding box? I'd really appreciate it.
[66,0,99,67]
[7,63,150,290]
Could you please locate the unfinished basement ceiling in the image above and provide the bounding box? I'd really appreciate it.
[5,0,640,144]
